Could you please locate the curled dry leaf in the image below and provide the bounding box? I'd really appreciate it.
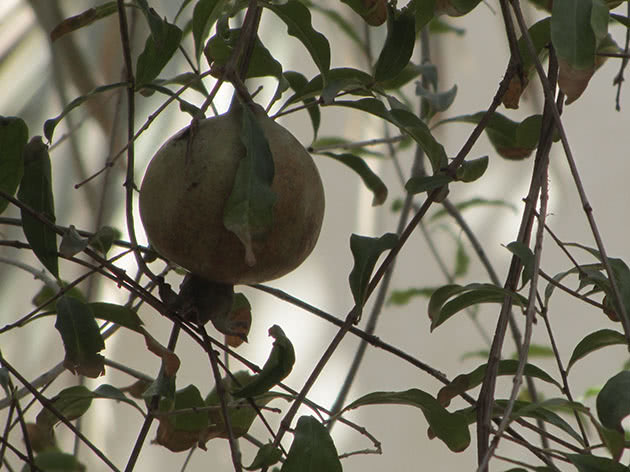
[141,328,181,377]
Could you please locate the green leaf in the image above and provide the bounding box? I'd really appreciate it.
[334,99,447,171]
[0,116,27,214]
[436,112,548,160]
[28,449,85,472]
[55,296,105,378]
[207,371,280,438]
[283,71,321,141]
[564,243,630,325]
[568,329,626,372]
[223,105,277,266]
[308,2,363,49]
[430,197,517,221]
[567,453,630,472]
[552,0,610,103]
[597,371,630,432]
[32,281,85,311]
[281,416,342,472]
[447,0,485,15]
[380,62,426,90]
[245,443,283,470]
[36,385,94,430]
[552,0,608,70]
[233,325,295,398]
[192,0,226,62]
[154,384,209,452]
[88,225,121,254]
[92,384,144,415]
[88,302,144,333]
[18,137,58,278]
[342,389,471,452]
[416,0,436,32]
[59,225,88,258]
[506,399,588,446]
[44,82,127,141]
[456,155,488,183]
[204,29,286,98]
[415,83,458,116]
[510,344,554,360]
[283,68,373,107]
[172,385,208,432]
[374,7,416,82]
[349,233,398,312]
[506,241,535,286]
[264,1,331,78]
[428,283,529,331]
[50,2,119,41]
[437,360,561,407]
[318,152,387,205]
[135,13,183,88]
[405,174,453,194]
[454,239,470,278]
[387,287,436,306]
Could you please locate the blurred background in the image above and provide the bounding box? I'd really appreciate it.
[1,0,629,470]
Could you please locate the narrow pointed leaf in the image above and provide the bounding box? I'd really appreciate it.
[232,325,295,398]
[92,384,144,415]
[30,450,85,472]
[283,68,373,107]
[205,29,284,82]
[342,389,471,452]
[44,82,127,141]
[223,106,277,266]
[428,283,528,331]
[207,371,281,438]
[55,296,105,377]
[567,453,630,472]
[334,99,447,171]
[88,302,144,333]
[192,0,226,62]
[437,360,560,406]
[318,152,387,205]
[568,329,626,371]
[135,13,183,88]
[245,443,283,470]
[349,233,398,311]
[387,287,436,306]
[50,2,118,41]
[405,174,453,194]
[374,8,416,82]
[18,137,58,277]
[264,1,331,77]
[456,155,488,183]
[281,416,342,472]
[0,116,28,214]
[35,385,94,430]
[415,83,458,115]
[506,241,535,286]
[597,371,630,432]
[283,71,321,140]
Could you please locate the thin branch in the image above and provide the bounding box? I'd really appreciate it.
[0,354,121,472]
[510,0,630,345]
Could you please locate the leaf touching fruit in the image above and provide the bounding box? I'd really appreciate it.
[223,105,277,267]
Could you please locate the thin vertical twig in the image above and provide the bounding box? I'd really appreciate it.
[509,0,630,345]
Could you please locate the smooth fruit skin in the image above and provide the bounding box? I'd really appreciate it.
[139,105,325,285]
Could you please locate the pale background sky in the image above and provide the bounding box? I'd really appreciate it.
[1,1,629,470]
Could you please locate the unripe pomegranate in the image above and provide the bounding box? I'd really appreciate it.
[139,104,325,285]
